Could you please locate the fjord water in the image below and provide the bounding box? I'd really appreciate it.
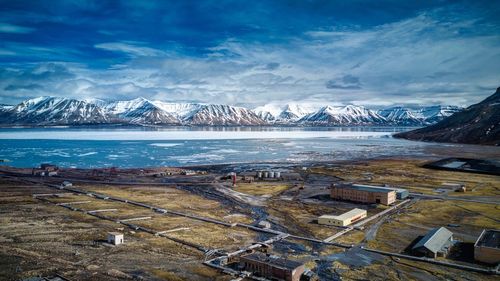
[0,126,467,168]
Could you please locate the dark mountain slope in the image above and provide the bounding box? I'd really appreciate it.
[395,87,500,145]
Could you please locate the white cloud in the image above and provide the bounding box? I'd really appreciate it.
[0,22,34,34]
[2,7,499,108]
[95,42,167,57]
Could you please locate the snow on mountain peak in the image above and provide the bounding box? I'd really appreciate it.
[0,96,464,126]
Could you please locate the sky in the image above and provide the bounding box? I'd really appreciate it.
[0,0,499,108]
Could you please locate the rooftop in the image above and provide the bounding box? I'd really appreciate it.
[240,252,303,271]
[412,227,453,254]
[475,229,500,248]
[320,208,367,221]
[334,183,395,194]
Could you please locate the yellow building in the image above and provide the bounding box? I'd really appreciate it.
[318,208,367,227]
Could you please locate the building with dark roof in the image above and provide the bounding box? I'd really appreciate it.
[474,229,500,264]
[330,183,396,205]
[239,252,305,281]
[40,163,58,171]
[412,227,454,258]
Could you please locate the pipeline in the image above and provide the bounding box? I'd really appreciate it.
[36,196,208,253]
[27,177,351,249]
[362,247,499,275]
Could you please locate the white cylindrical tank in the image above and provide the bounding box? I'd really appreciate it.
[264,171,269,178]
[257,171,262,178]
[275,171,281,178]
[269,171,274,178]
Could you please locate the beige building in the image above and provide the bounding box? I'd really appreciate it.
[107,232,124,245]
[318,208,367,227]
[474,229,500,264]
[330,183,396,205]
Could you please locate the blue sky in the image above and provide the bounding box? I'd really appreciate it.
[0,0,499,108]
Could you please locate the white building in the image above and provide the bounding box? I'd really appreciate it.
[107,232,124,245]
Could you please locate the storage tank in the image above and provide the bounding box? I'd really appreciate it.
[257,171,262,178]
[269,171,275,178]
[275,171,281,178]
[264,171,269,178]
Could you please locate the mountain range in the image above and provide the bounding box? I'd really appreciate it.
[0,96,463,127]
[395,87,500,145]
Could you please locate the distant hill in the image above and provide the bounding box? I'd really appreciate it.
[395,87,500,145]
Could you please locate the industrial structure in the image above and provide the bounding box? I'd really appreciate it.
[32,164,59,177]
[257,170,281,179]
[336,182,408,199]
[238,252,305,281]
[387,186,408,199]
[474,229,500,264]
[318,208,367,227]
[40,163,58,171]
[330,183,397,205]
[441,182,467,192]
[107,232,124,245]
[180,169,197,176]
[239,170,294,181]
[412,227,454,258]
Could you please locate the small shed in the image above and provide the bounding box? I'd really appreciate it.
[257,220,271,229]
[412,227,453,258]
[107,232,124,245]
[62,181,72,187]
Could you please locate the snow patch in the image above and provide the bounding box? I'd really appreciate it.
[149,143,183,148]
[77,152,97,157]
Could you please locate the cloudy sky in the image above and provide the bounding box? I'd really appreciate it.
[0,0,499,108]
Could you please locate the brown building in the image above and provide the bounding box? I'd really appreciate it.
[40,163,58,171]
[330,183,396,205]
[474,229,500,264]
[239,252,305,281]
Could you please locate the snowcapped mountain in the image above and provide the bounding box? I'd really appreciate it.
[253,103,318,122]
[415,105,462,124]
[104,98,265,125]
[0,104,13,111]
[0,96,464,126]
[378,106,463,125]
[253,104,281,122]
[278,104,318,121]
[378,107,423,126]
[299,105,386,125]
[104,97,149,115]
[83,98,108,107]
[396,88,499,145]
[183,104,266,125]
[152,101,201,119]
[104,97,179,124]
[1,96,113,125]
